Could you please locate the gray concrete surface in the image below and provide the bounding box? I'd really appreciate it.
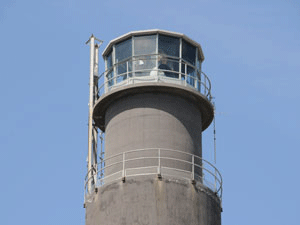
[105,92,202,156]
[103,92,203,177]
[88,82,220,225]
[93,82,214,132]
[86,176,221,225]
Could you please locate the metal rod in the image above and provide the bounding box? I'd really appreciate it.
[213,102,217,190]
[87,35,95,193]
[185,63,187,86]
[158,149,161,175]
[93,44,99,178]
[179,38,182,80]
[122,152,125,178]
[192,155,195,181]
[113,45,116,85]
[126,61,129,82]
[86,35,103,194]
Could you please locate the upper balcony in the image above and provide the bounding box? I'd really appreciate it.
[97,30,212,101]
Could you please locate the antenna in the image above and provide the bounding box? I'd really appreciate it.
[86,35,103,194]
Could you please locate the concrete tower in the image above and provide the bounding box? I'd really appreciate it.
[85,30,222,225]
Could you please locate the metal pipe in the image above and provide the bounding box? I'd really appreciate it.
[93,44,99,169]
[87,35,95,193]
[185,63,187,86]
[192,155,195,181]
[122,152,126,179]
[126,61,129,82]
[158,149,161,175]
[179,38,182,80]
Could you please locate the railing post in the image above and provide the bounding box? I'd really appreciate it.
[179,59,182,80]
[122,152,126,182]
[126,61,129,83]
[204,76,207,96]
[214,167,217,191]
[132,57,135,83]
[192,155,195,184]
[185,64,187,86]
[84,179,86,206]
[87,35,95,194]
[158,148,161,178]
[199,71,202,93]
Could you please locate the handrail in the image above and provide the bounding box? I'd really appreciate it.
[84,148,222,202]
[95,54,212,101]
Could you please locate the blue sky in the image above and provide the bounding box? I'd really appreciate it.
[0,0,299,224]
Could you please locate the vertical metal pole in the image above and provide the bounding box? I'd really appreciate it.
[192,155,195,181]
[199,64,202,93]
[94,45,99,80]
[158,149,161,175]
[93,44,99,185]
[86,35,103,195]
[115,59,118,85]
[126,61,129,83]
[122,152,126,179]
[132,36,135,80]
[205,76,207,96]
[213,108,217,191]
[103,52,108,94]
[179,38,182,81]
[195,50,198,89]
[94,44,99,102]
[87,35,95,193]
[99,132,104,185]
[185,63,187,86]
[113,45,116,86]
[155,34,159,81]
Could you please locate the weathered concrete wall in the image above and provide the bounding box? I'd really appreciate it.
[88,87,219,225]
[86,176,221,225]
[105,92,202,157]
[103,92,202,177]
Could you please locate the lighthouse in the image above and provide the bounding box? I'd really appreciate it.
[85,29,222,225]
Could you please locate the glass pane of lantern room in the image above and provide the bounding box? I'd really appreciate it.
[134,35,156,56]
[133,35,157,77]
[158,35,179,57]
[106,51,113,70]
[182,39,196,65]
[105,51,114,89]
[115,38,132,82]
[158,35,180,78]
[182,40,196,87]
[115,38,132,63]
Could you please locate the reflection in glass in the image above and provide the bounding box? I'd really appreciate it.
[111,61,133,83]
[106,71,114,87]
[134,35,156,56]
[158,56,179,78]
[116,62,128,83]
[181,63,196,86]
[197,80,201,92]
[182,40,196,65]
[158,35,179,57]
[115,38,132,63]
[134,55,156,77]
[115,38,133,83]
[196,58,201,70]
[106,52,113,70]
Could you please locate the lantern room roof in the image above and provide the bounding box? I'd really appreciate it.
[102,29,205,62]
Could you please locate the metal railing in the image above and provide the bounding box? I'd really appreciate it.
[84,148,222,201]
[96,55,212,101]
